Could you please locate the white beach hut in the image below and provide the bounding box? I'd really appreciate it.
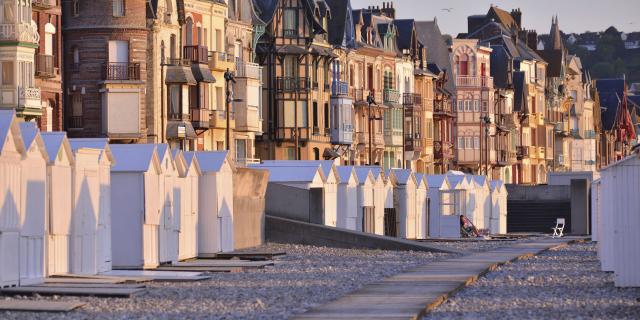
[427,175,460,238]
[471,175,492,232]
[175,151,201,260]
[68,139,114,273]
[590,179,602,242]
[364,167,387,235]
[388,169,417,239]
[156,144,179,264]
[336,166,358,230]
[40,132,74,276]
[253,165,326,224]
[445,173,470,222]
[17,122,48,285]
[599,153,640,287]
[110,144,161,269]
[414,173,429,239]
[0,111,25,287]
[489,180,508,234]
[192,151,235,254]
[260,160,340,227]
[353,167,376,233]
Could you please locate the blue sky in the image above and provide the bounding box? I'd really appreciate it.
[350,0,640,36]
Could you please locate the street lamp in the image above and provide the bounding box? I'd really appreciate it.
[224,68,243,152]
[367,92,381,166]
[481,115,491,176]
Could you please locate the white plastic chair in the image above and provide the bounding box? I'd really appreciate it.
[551,218,565,238]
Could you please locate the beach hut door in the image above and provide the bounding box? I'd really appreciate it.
[363,207,375,233]
[384,208,398,237]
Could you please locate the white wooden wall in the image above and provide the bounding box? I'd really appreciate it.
[0,139,22,287]
[611,157,640,287]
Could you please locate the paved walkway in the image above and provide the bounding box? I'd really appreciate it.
[294,237,585,320]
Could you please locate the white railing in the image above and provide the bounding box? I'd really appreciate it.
[0,23,39,43]
[235,60,262,80]
[19,87,41,101]
[235,158,261,167]
[455,76,493,88]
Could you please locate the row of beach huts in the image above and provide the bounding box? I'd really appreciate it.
[591,151,640,287]
[0,111,245,288]
[249,161,508,239]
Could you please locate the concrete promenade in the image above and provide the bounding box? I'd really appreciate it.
[294,237,586,320]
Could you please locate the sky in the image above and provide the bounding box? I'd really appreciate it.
[350,0,640,36]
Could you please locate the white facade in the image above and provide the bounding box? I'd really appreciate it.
[110,144,162,269]
[68,139,114,274]
[389,169,417,239]
[174,151,200,261]
[336,167,358,230]
[18,122,47,285]
[156,144,180,264]
[41,132,74,276]
[598,154,640,287]
[193,151,235,254]
[0,111,24,287]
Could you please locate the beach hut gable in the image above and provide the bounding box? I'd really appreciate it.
[18,123,49,163]
[0,111,25,156]
[41,133,74,166]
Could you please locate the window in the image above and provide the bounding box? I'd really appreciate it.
[474,137,480,149]
[458,137,465,149]
[1,62,13,85]
[108,40,128,63]
[72,0,80,17]
[466,137,473,150]
[286,147,296,160]
[473,100,479,112]
[324,103,329,131]
[464,100,471,112]
[113,0,125,17]
[457,100,464,112]
[72,94,82,117]
[482,101,488,112]
[283,8,297,37]
[312,102,318,128]
[44,23,56,56]
[313,148,320,160]
[169,85,181,116]
[72,47,80,70]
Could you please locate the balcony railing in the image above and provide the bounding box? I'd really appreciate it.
[275,127,310,141]
[331,81,349,96]
[516,146,530,159]
[283,29,297,38]
[235,60,261,79]
[190,108,211,129]
[35,54,55,78]
[556,154,565,166]
[383,88,400,104]
[235,158,261,167]
[32,0,56,9]
[68,116,83,129]
[455,76,493,88]
[351,88,364,102]
[0,23,39,43]
[103,62,141,81]
[497,150,508,165]
[168,112,190,121]
[434,140,453,160]
[183,45,209,64]
[276,77,310,93]
[18,87,41,106]
[404,133,422,151]
[434,101,453,115]
[403,93,422,106]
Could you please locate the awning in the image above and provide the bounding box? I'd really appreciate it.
[384,102,402,109]
[276,45,309,55]
[165,65,197,85]
[166,121,197,140]
[191,65,216,83]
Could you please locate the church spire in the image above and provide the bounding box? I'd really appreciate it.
[549,15,563,51]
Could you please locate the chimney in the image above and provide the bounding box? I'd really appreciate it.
[381,1,395,19]
[510,8,522,29]
[527,30,538,50]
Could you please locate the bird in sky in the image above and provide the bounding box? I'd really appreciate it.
[441,8,453,12]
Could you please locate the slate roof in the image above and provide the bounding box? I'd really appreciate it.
[595,79,626,131]
[415,20,454,92]
[393,19,415,50]
[513,71,527,113]
[325,0,355,48]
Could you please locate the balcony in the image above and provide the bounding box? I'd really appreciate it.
[208,51,236,72]
[210,110,235,129]
[584,130,597,139]
[404,133,422,152]
[355,132,384,146]
[434,140,453,160]
[331,80,349,96]
[496,150,508,166]
[68,116,83,130]
[351,88,364,102]
[235,103,261,133]
[275,127,310,142]
[235,60,261,80]
[0,23,39,43]
[35,54,56,78]
[455,76,493,88]
[516,146,529,159]
[283,29,297,38]
[276,77,310,93]
[538,146,546,159]
[235,158,261,167]
[103,63,141,81]
[403,93,422,106]
[434,101,454,116]
[32,0,56,9]
[383,88,400,104]
[190,108,211,130]
[554,121,569,136]
[183,45,209,64]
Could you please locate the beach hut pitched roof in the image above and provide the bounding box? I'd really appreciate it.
[175,151,202,176]
[490,180,505,192]
[389,169,416,186]
[110,144,160,173]
[336,166,358,184]
[191,151,232,173]
[0,110,25,155]
[68,138,114,163]
[40,132,74,165]
[250,165,326,183]
[354,167,375,185]
[18,122,48,162]
[424,175,450,189]
[262,160,336,180]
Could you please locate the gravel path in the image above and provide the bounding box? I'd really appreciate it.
[424,236,543,253]
[425,242,640,320]
[1,243,450,320]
